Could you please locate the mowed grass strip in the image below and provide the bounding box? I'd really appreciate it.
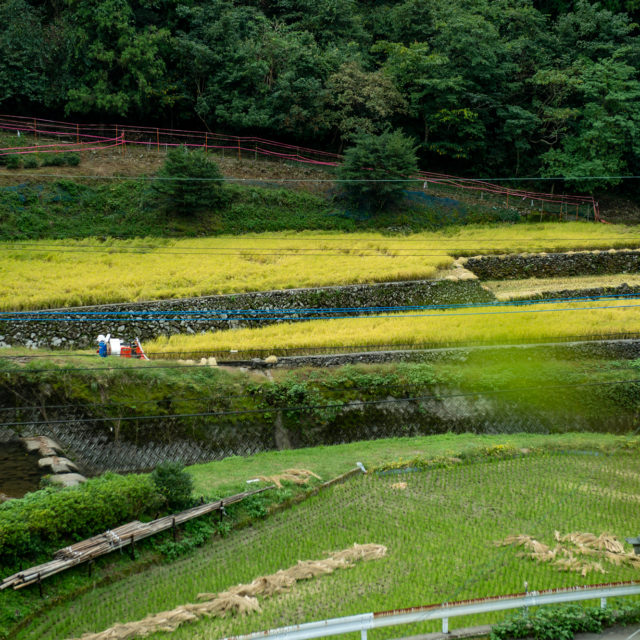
[21,452,640,640]
[2,223,640,310]
[148,297,640,354]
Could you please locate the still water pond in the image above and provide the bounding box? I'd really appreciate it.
[0,442,43,498]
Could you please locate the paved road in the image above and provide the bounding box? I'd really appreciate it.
[575,626,640,640]
[394,624,640,640]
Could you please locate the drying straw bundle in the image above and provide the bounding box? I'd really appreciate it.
[73,543,387,640]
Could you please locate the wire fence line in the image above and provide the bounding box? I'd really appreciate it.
[2,378,637,473]
[0,113,599,221]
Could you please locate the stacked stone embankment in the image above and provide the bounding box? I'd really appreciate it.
[464,249,640,280]
[0,278,493,350]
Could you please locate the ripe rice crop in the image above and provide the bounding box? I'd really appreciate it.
[21,452,640,640]
[1,223,639,310]
[148,297,640,355]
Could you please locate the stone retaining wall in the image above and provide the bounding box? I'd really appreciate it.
[0,279,494,350]
[504,283,640,302]
[465,249,640,280]
[267,339,640,368]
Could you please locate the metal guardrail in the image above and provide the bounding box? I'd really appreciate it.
[222,582,640,640]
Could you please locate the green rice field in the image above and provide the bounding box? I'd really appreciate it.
[23,450,640,640]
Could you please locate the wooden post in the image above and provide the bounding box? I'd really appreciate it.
[205,132,208,153]
[157,128,160,152]
[129,535,135,559]
[506,191,509,208]
[576,204,579,221]
[237,139,241,161]
[254,142,257,161]
[34,118,37,145]
[172,517,177,542]
[76,123,79,144]
[38,572,43,598]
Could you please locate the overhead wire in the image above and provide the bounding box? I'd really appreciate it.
[4,291,640,318]
[0,331,637,361]
[1,300,640,323]
[0,378,638,428]
[2,236,639,243]
[3,173,640,181]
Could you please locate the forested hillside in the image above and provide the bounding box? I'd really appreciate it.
[2,0,640,190]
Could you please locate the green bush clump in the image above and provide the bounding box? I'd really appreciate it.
[5,154,22,169]
[150,145,230,214]
[151,461,194,510]
[40,154,66,167]
[491,604,639,640]
[63,152,80,166]
[0,473,160,564]
[22,155,39,169]
[337,130,418,214]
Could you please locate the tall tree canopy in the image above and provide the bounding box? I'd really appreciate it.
[1,0,640,191]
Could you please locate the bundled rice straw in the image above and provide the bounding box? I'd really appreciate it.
[391,482,407,490]
[73,543,386,640]
[256,469,322,489]
[497,531,636,576]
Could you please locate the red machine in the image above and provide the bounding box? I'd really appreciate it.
[96,335,149,360]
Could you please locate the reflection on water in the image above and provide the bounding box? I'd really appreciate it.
[0,442,43,498]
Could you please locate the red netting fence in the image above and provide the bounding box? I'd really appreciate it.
[0,114,600,221]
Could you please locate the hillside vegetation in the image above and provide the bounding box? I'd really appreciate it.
[3,0,640,194]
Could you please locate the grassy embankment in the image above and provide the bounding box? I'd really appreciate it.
[0,353,638,449]
[2,224,640,310]
[17,444,640,640]
[1,351,638,415]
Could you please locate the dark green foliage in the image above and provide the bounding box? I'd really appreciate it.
[1,0,640,192]
[0,473,159,564]
[490,604,639,640]
[150,146,230,214]
[151,461,194,510]
[5,155,21,169]
[22,155,39,169]
[63,153,81,166]
[337,131,418,213]
[40,154,66,167]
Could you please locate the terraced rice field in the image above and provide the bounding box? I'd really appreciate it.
[148,296,640,355]
[484,274,640,300]
[2,223,640,310]
[23,451,640,640]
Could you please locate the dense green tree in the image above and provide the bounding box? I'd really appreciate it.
[0,0,47,107]
[376,40,481,160]
[151,461,194,510]
[536,55,640,190]
[337,130,418,212]
[176,2,336,138]
[63,0,175,116]
[2,0,640,193]
[324,60,406,145]
[150,145,229,214]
